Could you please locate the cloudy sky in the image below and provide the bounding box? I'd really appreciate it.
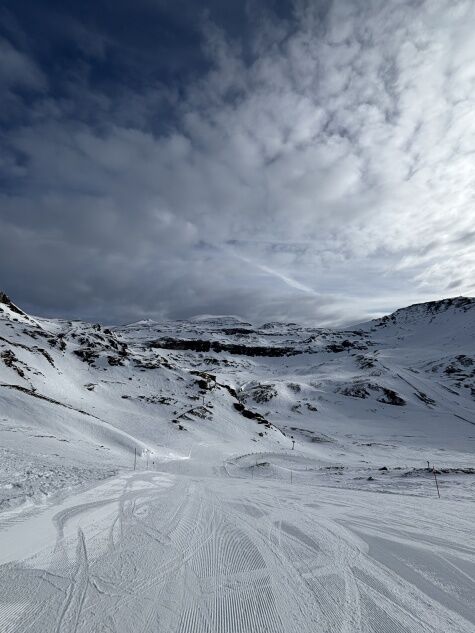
[1,0,474,325]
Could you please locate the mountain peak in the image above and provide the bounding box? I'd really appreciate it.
[355,296,475,348]
[0,291,28,318]
[377,296,475,325]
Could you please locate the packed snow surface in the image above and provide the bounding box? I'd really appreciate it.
[0,294,474,632]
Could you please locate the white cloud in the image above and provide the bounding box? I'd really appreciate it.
[2,0,475,324]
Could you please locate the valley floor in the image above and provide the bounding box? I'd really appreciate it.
[0,450,474,633]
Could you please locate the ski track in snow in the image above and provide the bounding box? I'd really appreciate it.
[0,464,473,633]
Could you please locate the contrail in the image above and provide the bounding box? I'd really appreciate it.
[231,252,319,296]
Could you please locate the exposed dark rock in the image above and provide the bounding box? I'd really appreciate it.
[0,292,25,316]
[107,355,125,366]
[1,350,25,378]
[339,381,405,406]
[378,388,405,406]
[190,370,217,381]
[402,467,475,477]
[245,383,277,403]
[457,355,473,367]
[150,337,299,357]
[37,348,55,367]
[190,371,217,391]
[138,395,176,406]
[74,349,99,365]
[233,402,270,425]
[222,328,255,335]
[218,382,239,399]
[355,355,376,369]
[414,391,436,406]
[339,383,371,399]
[310,435,332,443]
[326,343,347,353]
[151,338,211,352]
[287,382,301,393]
[327,339,367,353]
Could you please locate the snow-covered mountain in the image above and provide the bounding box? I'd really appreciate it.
[358,296,475,346]
[1,292,473,510]
[1,292,474,633]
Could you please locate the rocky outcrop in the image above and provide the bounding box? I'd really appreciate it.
[0,292,26,316]
[150,337,299,357]
[233,402,272,427]
[339,381,406,406]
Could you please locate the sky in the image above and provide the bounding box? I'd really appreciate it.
[1,0,474,326]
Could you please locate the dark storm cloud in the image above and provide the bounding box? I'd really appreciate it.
[0,0,474,325]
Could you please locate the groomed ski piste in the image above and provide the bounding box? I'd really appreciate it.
[0,292,474,632]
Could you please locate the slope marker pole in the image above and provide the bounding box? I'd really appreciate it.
[432,467,440,498]
[134,447,137,471]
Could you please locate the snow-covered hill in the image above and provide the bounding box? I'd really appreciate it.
[358,296,475,346]
[1,292,473,510]
[1,292,475,633]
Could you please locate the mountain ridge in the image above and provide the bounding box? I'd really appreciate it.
[0,290,473,513]
[3,290,474,331]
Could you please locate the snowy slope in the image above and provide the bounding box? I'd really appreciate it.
[0,293,474,632]
[1,292,474,510]
[357,296,475,347]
